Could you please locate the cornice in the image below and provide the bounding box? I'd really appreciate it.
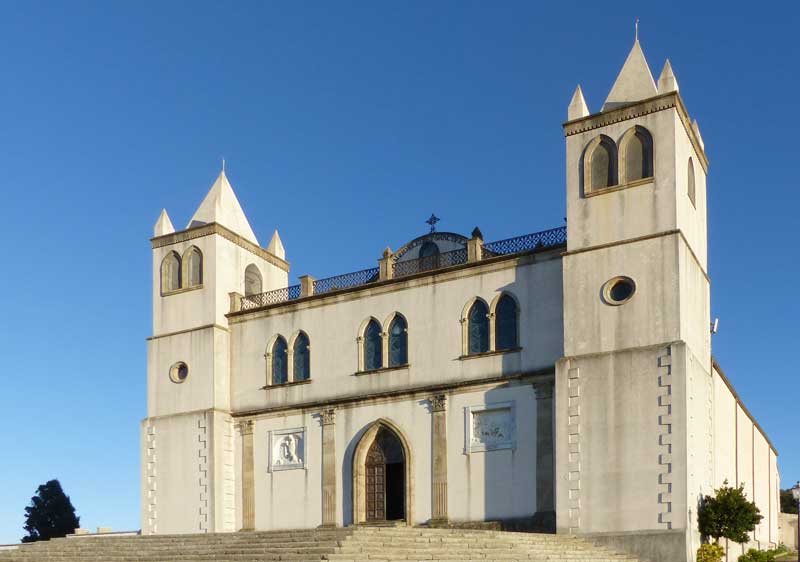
[150,222,290,272]
[563,92,709,173]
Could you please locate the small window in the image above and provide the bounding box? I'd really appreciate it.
[363,319,383,371]
[467,300,490,355]
[184,247,203,287]
[495,295,518,351]
[293,332,310,382]
[161,252,181,293]
[245,264,263,296]
[602,276,636,306]
[418,241,440,271]
[584,135,617,193]
[271,336,288,385]
[388,315,408,367]
[169,361,189,383]
[621,126,653,183]
[687,157,696,207]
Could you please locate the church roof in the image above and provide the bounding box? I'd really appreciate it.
[602,40,657,111]
[188,170,259,245]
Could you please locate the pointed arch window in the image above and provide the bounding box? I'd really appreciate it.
[161,252,181,294]
[620,126,653,184]
[467,300,490,355]
[271,336,288,385]
[584,135,618,193]
[293,332,310,382]
[184,247,203,287]
[687,157,696,207]
[245,264,263,296]
[495,294,519,351]
[388,315,408,367]
[364,319,383,371]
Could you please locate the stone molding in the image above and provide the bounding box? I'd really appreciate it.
[566,361,581,534]
[197,414,210,532]
[533,381,554,400]
[320,408,336,426]
[237,420,254,436]
[147,323,230,342]
[430,394,447,412]
[151,222,290,272]
[144,424,157,534]
[656,346,674,529]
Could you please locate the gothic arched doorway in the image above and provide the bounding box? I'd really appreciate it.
[352,420,414,525]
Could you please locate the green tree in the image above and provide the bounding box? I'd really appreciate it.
[780,488,798,514]
[21,480,80,543]
[698,481,763,544]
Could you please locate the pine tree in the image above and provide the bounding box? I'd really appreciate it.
[21,480,80,543]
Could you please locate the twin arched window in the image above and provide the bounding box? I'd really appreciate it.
[268,332,311,386]
[464,293,519,356]
[584,126,653,194]
[160,246,203,295]
[359,314,409,372]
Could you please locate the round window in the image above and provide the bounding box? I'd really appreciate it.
[169,362,189,383]
[602,276,636,306]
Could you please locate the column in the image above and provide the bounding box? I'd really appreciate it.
[533,382,555,531]
[320,408,337,527]
[430,394,448,524]
[239,420,255,531]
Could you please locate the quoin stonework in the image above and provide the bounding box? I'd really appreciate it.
[141,38,780,562]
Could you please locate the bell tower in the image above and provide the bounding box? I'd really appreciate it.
[142,169,289,535]
[556,39,713,562]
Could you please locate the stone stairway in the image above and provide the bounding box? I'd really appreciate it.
[0,526,641,562]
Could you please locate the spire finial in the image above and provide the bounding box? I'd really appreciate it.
[635,18,639,42]
[222,157,226,173]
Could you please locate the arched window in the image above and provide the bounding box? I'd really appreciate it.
[621,126,653,183]
[467,300,489,355]
[244,264,263,296]
[184,246,203,287]
[388,315,408,367]
[418,241,440,271]
[584,135,617,193]
[271,336,288,385]
[293,332,310,382]
[364,319,383,371]
[161,252,181,293]
[687,157,696,207]
[495,294,518,351]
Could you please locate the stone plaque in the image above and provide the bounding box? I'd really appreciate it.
[466,402,515,453]
[269,428,306,471]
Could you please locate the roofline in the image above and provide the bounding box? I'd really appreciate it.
[712,356,778,456]
[562,91,709,174]
[150,222,290,272]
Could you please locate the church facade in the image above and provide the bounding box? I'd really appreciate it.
[141,40,780,562]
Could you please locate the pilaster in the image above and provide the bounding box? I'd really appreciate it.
[238,420,255,531]
[320,408,337,527]
[533,382,555,531]
[430,394,448,523]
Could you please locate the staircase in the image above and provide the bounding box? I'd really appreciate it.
[0,526,641,561]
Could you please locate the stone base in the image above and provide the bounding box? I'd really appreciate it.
[577,529,688,562]
[424,514,555,533]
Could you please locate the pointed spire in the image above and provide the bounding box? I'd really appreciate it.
[154,209,175,237]
[567,85,590,120]
[691,119,705,151]
[267,230,285,259]
[602,40,657,111]
[657,59,679,94]
[188,170,259,245]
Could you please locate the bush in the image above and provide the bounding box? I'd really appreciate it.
[698,480,763,544]
[738,547,789,562]
[697,543,725,562]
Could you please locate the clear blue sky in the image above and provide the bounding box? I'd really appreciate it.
[0,1,796,543]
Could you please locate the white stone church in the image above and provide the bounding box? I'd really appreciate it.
[141,39,780,562]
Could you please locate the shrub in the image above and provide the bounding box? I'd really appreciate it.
[697,543,725,562]
[738,547,788,562]
[698,480,763,544]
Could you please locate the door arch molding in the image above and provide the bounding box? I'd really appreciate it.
[351,418,414,524]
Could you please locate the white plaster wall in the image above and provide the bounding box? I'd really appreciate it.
[230,256,563,413]
[736,406,754,506]
[672,113,708,270]
[753,433,770,544]
[562,235,680,357]
[713,374,737,486]
[565,109,677,252]
[685,352,714,554]
[243,384,538,529]
[678,241,711,365]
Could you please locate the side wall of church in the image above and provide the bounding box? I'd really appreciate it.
[237,382,540,528]
[712,365,779,557]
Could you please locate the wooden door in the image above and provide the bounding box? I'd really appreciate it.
[365,443,386,521]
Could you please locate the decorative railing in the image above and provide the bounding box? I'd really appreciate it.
[482,226,566,258]
[313,267,380,295]
[240,284,301,310]
[393,248,468,278]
